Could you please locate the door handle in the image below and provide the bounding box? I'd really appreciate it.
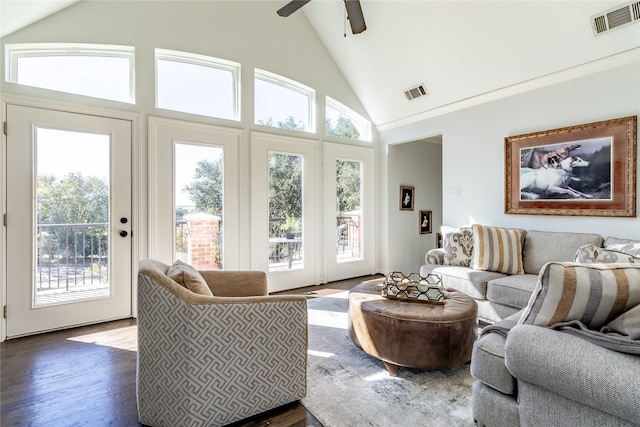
[119,230,128,237]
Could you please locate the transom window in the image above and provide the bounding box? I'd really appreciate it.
[326,97,372,142]
[255,69,315,133]
[155,49,240,121]
[5,43,135,103]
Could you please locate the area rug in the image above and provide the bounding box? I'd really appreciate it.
[301,281,475,427]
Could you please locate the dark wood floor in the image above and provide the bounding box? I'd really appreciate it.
[0,275,379,427]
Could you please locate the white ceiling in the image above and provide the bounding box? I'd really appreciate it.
[2,0,639,129]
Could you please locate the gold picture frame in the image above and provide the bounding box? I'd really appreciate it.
[419,210,432,234]
[505,116,637,217]
[400,185,414,211]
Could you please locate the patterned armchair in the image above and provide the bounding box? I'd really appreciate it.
[136,259,308,427]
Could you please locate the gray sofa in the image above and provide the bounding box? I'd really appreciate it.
[421,229,604,323]
[471,261,640,426]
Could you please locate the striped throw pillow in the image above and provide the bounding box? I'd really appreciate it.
[471,224,524,275]
[519,262,640,329]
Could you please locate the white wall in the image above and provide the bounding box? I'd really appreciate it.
[386,139,442,274]
[380,60,640,249]
[0,0,375,267]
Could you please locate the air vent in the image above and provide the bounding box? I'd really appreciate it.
[591,1,640,36]
[404,84,428,101]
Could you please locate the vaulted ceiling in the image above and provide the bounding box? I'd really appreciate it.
[2,1,639,130]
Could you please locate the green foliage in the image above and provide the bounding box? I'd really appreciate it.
[37,172,108,224]
[326,115,360,140]
[37,172,109,259]
[258,115,304,131]
[269,153,302,222]
[336,160,361,214]
[182,158,223,217]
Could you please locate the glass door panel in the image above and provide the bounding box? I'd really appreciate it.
[268,152,303,272]
[174,143,224,270]
[336,159,362,263]
[35,128,111,306]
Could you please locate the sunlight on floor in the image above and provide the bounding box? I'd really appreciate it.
[307,309,348,329]
[67,325,137,351]
[363,371,399,382]
[308,349,335,358]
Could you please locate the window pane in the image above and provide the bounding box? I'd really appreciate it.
[326,97,372,142]
[16,55,132,102]
[255,71,314,132]
[336,159,362,262]
[35,128,111,306]
[157,59,236,120]
[268,152,303,271]
[175,143,224,270]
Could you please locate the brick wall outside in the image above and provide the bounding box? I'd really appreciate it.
[184,213,221,270]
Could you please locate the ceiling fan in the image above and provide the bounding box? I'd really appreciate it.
[277,0,367,34]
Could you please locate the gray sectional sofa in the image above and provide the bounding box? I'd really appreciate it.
[421,229,604,323]
[421,227,640,426]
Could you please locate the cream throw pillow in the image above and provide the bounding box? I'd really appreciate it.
[167,260,214,296]
[471,224,524,275]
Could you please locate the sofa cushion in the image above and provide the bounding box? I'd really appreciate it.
[519,262,640,329]
[487,274,539,310]
[471,224,524,275]
[471,332,516,395]
[420,264,505,299]
[441,225,474,267]
[167,260,214,296]
[471,310,522,395]
[522,230,604,274]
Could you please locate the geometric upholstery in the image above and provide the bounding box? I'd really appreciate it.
[137,259,308,427]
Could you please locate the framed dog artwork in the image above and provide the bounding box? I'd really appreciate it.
[505,116,637,217]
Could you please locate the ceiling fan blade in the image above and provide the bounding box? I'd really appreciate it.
[344,0,366,34]
[277,0,312,17]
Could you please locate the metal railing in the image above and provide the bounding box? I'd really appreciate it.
[37,223,109,291]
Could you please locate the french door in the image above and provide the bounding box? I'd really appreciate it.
[250,132,318,292]
[148,117,240,269]
[5,105,132,338]
[323,142,375,282]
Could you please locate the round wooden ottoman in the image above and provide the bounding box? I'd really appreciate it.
[348,280,478,376]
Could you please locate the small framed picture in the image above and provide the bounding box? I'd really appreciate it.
[400,185,414,211]
[419,210,432,234]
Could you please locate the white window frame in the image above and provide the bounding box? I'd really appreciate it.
[5,43,136,103]
[254,69,316,133]
[326,96,372,142]
[155,49,241,121]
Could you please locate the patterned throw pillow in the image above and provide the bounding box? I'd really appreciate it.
[471,224,524,275]
[441,225,473,267]
[607,242,640,257]
[167,260,214,296]
[574,244,599,263]
[596,248,638,263]
[519,262,640,329]
[574,244,638,264]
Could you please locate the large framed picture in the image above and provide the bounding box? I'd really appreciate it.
[400,185,414,211]
[505,116,637,217]
[419,210,432,234]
